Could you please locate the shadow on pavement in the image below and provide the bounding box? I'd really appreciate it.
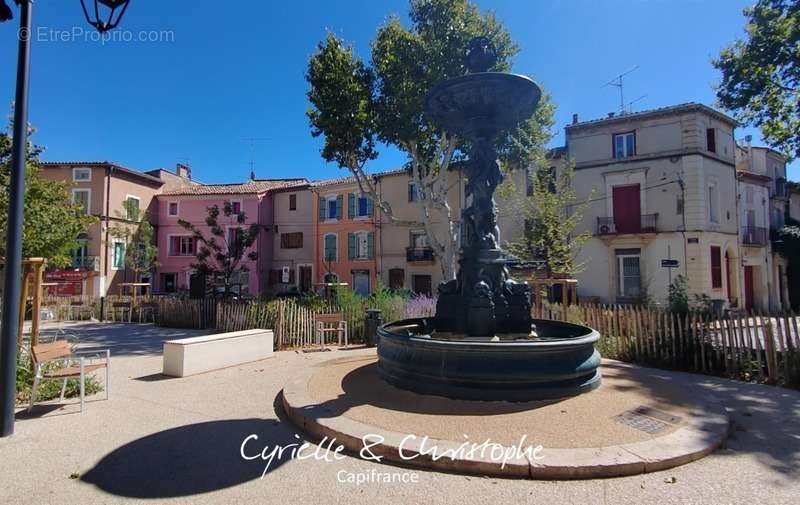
[81,417,301,498]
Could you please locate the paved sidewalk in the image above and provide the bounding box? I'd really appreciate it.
[1,323,798,504]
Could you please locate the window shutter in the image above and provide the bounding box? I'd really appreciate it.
[348,193,355,219]
[348,233,356,260]
[366,197,374,217]
[336,195,343,219]
[710,246,722,289]
[318,197,326,221]
[408,183,414,202]
[289,269,296,283]
[367,232,374,259]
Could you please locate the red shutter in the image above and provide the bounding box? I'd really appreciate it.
[710,246,722,289]
[612,185,641,233]
[169,236,179,255]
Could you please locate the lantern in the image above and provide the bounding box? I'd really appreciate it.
[80,0,131,33]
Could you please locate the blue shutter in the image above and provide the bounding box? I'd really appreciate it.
[367,232,374,259]
[348,192,355,219]
[318,197,326,221]
[348,233,356,260]
[336,195,343,219]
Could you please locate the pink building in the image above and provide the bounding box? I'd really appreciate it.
[154,179,306,296]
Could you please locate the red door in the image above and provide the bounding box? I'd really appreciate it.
[612,185,641,233]
[744,266,754,311]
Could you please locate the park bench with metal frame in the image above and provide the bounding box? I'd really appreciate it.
[314,313,348,350]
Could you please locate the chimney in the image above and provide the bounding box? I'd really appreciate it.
[571,113,578,125]
[176,163,191,179]
[744,135,752,148]
[607,112,616,118]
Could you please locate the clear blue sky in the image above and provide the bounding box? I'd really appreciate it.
[1,0,797,183]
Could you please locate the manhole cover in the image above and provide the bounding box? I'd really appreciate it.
[614,406,682,434]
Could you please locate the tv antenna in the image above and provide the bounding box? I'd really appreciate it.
[625,94,647,113]
[242,137,270,180]
[604,65,639,113]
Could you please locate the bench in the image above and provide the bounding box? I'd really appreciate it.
[29,340,110,413]
[162,329,274,377]
[314,313,348,350]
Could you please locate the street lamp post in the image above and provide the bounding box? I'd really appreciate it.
[0,0,131,438]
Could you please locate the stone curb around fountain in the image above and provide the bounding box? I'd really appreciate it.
[281,350,730,480]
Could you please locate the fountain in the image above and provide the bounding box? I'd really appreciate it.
[377,38,602,401]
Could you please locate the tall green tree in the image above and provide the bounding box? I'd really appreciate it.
[503,162,591,276]
[306,0,555,279]
[714,0,800,159]
[0,121,96,267]
[108,199,159,283]
[178,202,259,298]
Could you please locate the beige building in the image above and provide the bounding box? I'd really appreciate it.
[374,169,465,295]
[269,183,315,294]
[39,161,171,296]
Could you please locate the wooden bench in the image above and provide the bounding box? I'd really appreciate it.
[110,302,132,322]
[162,329,274,377]
[29,340,110,413]
[315,313,348,350]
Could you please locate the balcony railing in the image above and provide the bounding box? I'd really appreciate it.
[406,247,435,262]
[71,255,100,271]
[741,226,768,246]
[596,214,658,235]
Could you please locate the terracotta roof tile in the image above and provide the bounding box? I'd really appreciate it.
[159,179,308,196]
[310,168,408,188]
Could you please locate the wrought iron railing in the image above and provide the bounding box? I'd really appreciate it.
[406,247,435,262]
[596,214,658,235]
[741,226,768,246]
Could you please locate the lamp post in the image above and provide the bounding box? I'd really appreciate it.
[0,0,131,438]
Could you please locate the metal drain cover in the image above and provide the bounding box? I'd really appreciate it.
[614,406,682,434]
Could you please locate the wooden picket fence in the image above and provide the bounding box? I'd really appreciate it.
[542,303,800,387]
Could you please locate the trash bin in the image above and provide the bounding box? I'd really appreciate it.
[364,309,383,347]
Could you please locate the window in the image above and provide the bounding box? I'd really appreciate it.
[410,230,428,248]
[125,195,140,220]
[72,188,91,214]
[280,232,303,249]
[745,186,754,204]
[324,234,337,261]
[289,194,297,211]
[616,249,641,298]
[537,166,557,194]
[227,227,242,255]
[169,236,195,256]
[168,202,179,216]
[389,268,405,290]
[319,195,342,221]
[230,270,249,295]
[112,240,126,270]
[230,201,242,215]
[408,182,419,202]
[348,231,373,260]
[162,273,177,293]
[710,246,722,289]
[612,131,636,158]
[72,167,91,181]
[323,272,338,284]
[412,274,432,295]
[348,193,373,219]
[706,128,716,153]
[708,182,719,223]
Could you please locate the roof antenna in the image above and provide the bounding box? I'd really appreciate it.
[625,94,647,114]
[604,65,639,113]
[242,137,269,180]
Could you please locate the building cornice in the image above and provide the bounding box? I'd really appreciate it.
[574,149,735,171]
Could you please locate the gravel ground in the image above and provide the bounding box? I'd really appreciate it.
[1,322,798,505]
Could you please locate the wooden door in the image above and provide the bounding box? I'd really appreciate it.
[744,266,754,311]
[612,184,641,233]
[412,275,432,296]
[389,268,405,290]
[299,266,312,292]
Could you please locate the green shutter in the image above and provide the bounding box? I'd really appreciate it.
[348,192,355,219]
[348,233,356,260]
[336,194,343,219]
[366,197,374,217]
[367,232,374,259]
[324,234,336,261]
[318,196,326,221]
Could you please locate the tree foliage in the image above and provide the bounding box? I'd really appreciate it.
[178,202,259,298]
[108,199,159,282]
[503,162,590,276]
[306,0,555,279]
[0,122,96,267]
[714,0,800,159]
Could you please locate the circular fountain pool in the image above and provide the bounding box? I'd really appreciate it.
[377,318,601,402]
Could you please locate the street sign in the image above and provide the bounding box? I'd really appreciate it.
[661,259,680,268]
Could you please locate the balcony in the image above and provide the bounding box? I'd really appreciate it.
[596,214,658,236]
[71,255,100,271]
[741,226,768,246]
[406,247,435,263]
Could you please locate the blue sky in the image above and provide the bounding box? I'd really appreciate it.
[1,0,797,183]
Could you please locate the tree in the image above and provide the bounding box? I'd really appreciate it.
[178,202,259,298]
[714,0,800,159]
[306,0,555,280]
[503,162,591,276]
[108,199,159,283]
[0,120,96,267]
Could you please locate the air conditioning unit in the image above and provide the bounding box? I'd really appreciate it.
[599,224,611,234]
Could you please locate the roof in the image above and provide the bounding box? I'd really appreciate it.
[159,179,308,196]
[566,102,737,130]
[310,168,408,188]
[39,160,163,185]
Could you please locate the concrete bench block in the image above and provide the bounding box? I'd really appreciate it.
[162,329,274,377]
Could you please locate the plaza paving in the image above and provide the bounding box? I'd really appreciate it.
[1,322,798,504]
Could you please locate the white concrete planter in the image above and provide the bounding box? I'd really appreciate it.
[162,329,274,377]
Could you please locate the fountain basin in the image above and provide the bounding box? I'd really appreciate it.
[377,318,601,401]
